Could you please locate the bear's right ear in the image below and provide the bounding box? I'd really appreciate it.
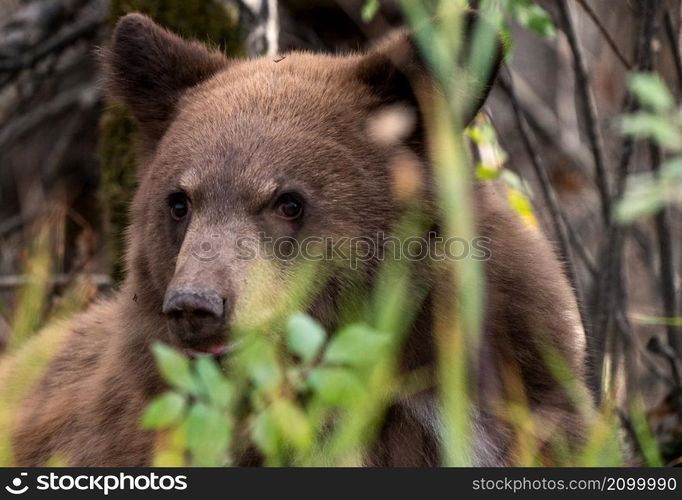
[354,14,502,127]
[103,13,227,145]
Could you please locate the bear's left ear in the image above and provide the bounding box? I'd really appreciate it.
[103,13,228,146]
[354,14,502,127]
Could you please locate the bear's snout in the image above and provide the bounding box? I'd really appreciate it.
[162,287,227,350]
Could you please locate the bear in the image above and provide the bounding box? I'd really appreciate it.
[10,13,588,466]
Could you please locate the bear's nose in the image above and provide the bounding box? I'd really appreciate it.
[162,288,225,324]
[162,288,225,339]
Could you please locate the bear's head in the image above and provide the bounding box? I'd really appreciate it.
[104,13,499,356]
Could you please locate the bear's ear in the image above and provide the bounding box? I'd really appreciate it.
[355,14,501,127]
[103,13,228,144]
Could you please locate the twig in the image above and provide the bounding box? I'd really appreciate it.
[648,336,682,392]
[592,94,637,401]
[556,0,612,224]
[0,84,99,148]
[650,143,682,360]
[499,72,588,339]
[591,0,658,404]
[0,15,104,84]
[575,0,633,70]
[664,10,682,93]
[504,67,594,177]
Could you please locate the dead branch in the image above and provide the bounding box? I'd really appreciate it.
[664,10,682,91]
[556,0,612,224]
[575,0,633,70]
[0,15,104,86]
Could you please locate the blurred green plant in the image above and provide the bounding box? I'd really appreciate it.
[143,316,399,466]
[468,115,538,227]
[0,216,94,466]
[362,0,380,22]
[617,72,682,222]
[507,0,555,38]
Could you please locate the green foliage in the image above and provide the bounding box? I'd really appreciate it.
[617,72,682,223]
[286,313,326,364]
[323,324,389,368]
[468,116,536,226]
[508,0,556,39]
[144,312,406,465]
[143,343,236,466]
[479,0,556,64]
[142,391,186,430]
[152,343,197,394]
[361,0,380,22]
[627,73,675,113]
[185,402,232,466]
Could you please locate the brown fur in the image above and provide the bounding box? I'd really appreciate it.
[12,14,588,466]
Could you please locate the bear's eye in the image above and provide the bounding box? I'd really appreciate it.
[168,192,190,221]
[274,192,304,220]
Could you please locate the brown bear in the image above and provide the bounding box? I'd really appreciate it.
[11,13,588,466]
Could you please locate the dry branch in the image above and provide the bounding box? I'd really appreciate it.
[556,0,612,225]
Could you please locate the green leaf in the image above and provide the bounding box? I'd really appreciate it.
[309,367,365,406]
[621,112,682,150]
[242,338,282,391]
[661,156,682,181]
[510,0,555,39]
[524,4,555,38]
[475,163,500,180]
[251,409,280,457]
[507,188,535,220]
[186,402,231,466]
[141,391,186,430]
[287,312,326,363]
[195,357,234,410]
[324,323,389,368]
[270,400,312,451]
[151,342,196,393]
[615,174,665,223]
[361,0,380,22]
[628,73,674,112]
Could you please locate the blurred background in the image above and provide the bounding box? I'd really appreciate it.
[0,0,681,463]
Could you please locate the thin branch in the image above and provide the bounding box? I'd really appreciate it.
[0,15,104,77]
[556,0,612,224]
[591,0,657,403]
[575,0,633,70]
[592,95,637,401]
[664,10,682,93]
[0,84,99,148]
[505,66,594,176]
[650,143,682,360]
